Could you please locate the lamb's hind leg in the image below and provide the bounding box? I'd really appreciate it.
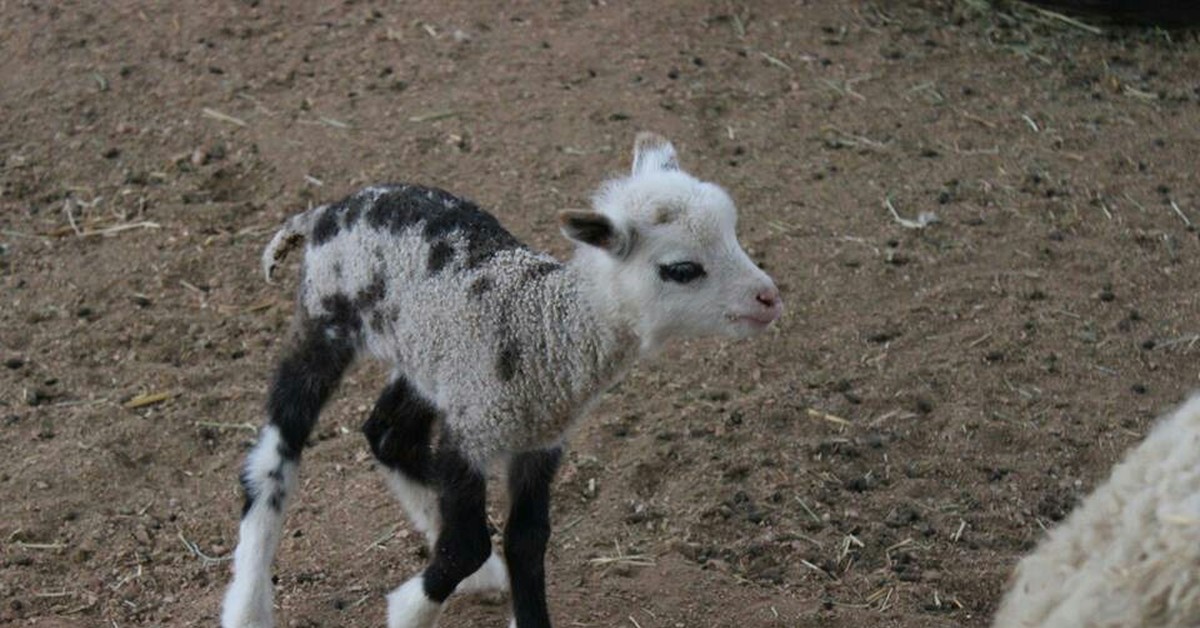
[363,374,507,596]
[222,327,355,628]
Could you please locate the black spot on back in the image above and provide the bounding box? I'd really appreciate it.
[497,340,521,382]
[343,200,364,227]
[310,188,391,247]
[312,206,341,245]
[355,272,387,310]
[363,185,524,268]
[428,241,455,274]
[469,276,493,298]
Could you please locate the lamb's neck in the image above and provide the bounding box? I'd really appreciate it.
[538,259,641,405]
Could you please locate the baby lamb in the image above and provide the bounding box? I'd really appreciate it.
[221,132,783,628]
[993,393,1200,627]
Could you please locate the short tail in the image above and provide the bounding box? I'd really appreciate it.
[262,206,324,283]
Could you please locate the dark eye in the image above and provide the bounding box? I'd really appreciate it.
[658,261,706,284]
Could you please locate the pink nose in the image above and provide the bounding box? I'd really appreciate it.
[756,287,781,310]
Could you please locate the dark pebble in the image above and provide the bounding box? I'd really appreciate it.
[4,357,24,369]
[867,330,900,344]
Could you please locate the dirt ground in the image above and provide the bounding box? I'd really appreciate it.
[2,1,1199,626]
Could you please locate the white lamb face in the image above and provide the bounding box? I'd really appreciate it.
[561,133,782,349]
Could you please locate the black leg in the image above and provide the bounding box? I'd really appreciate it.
[420,441,493,603]
[241,324,356,516]
[267,323,357,459]
[362,374,438,482]
[505,447,563,628]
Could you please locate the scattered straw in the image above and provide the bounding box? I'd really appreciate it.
[1169,200,1192,227]
[202,107,248,127]
[1021,114,1040,133]
[78,222,161,238]
[2,229,49,241]
[124,391,172,409]
[319,116,351,129]
[760,51,794,72]
[799,558,835,579]
[178,531,231,565]
[360,523,404,555]
[795,496,822,524]
[14,541,67,551]
[818,77,868,102]
[63,199,83,237]
[409,110,461,123]
[34,590,76,598]
[1157,334,1200,351]
[1028,5,1103,35]
[885,196,938,230]
[807,408,851,426]
[957,108,998,128]
[589,541,655,568]
[194,421,258,432]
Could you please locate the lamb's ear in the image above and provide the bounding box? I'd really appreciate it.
[558,210,634,257]
[632,132,680,176]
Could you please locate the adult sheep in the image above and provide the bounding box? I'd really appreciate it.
[994,394,1200,627]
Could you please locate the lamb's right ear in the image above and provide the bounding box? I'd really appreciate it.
[632,132,680,176]
[558,210,634,257]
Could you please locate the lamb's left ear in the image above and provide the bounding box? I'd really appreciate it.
[558,210,635,257]
[632,132,680,176]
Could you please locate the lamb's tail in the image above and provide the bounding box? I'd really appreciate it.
[262,206,323,284]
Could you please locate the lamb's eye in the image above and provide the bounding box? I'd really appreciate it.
[658,261,706,284]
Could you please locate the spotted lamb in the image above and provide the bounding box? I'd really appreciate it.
[993,393,1200,627]
[221,133,783,628]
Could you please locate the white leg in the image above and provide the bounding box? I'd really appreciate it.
[456,552,509,595]
[383,470,441,549]
[222,426,295,628]
[383,469,509,595]
[387,576,443,628]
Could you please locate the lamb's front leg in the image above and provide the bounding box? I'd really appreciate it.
[504,447,563,628]
[387,443,493,628]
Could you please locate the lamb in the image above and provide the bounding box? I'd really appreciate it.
[993,393,1200,627]
[221,132,783,628]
